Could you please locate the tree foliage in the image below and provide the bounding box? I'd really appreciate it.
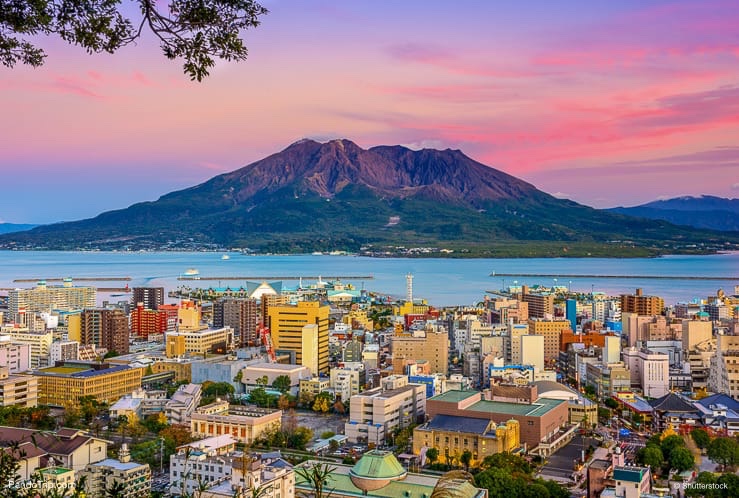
[272,375,291,393]
[707,437,739,468]
[0,0,268,80]
[295,462,335,498]
[669,446,695,472]
[637,445,664,472]
[690,428,711,450]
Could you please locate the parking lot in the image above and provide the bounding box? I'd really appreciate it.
[539,435,598,482]
[284,410,348,435]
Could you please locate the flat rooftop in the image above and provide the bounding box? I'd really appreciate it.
[467,397,566,417]
[428,390,480,403]
[39,365,90,375]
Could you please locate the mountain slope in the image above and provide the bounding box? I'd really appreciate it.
[609,196,739,232]
[2,140,738,256]
[0,223,38,234]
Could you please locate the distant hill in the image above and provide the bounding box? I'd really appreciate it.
[609,196,739,232]
[2,139,738,257]
[0,223,38,235]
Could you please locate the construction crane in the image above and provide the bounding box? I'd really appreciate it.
[258,324,277,363]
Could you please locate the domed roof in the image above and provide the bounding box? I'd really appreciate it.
[349,450,407,491]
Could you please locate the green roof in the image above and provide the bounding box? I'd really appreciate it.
[428,390,480,403]
[467,397,566,417]
[350,451,406,480]
[39,467,73,475]
[613,466,648,482]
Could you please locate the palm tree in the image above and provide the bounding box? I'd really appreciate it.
[295,462,336,498]
[71,475,87,498]
[430,470,475,498]
[103,480,127,498]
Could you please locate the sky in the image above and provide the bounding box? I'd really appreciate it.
[1,0,739,224]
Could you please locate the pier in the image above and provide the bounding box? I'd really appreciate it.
[489,272,738,281]
[177,275,374,281]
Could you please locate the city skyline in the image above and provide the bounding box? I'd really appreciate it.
[2,0,739,223]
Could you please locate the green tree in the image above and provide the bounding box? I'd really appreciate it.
[604,398,619,409]
[708,437,739,468]
[637,445,664,472]
[691,428,711,449]
[685,472,717,498]
[716,473,739,498]
[320,431,336,440]
[426,447,439,466]
[660,434,686,460]
[668,446,695,472]
[272,375,291,393]
[0,0,268,81]
[104,479,127,497]
[295,462,335,498]
[460,450,473,470]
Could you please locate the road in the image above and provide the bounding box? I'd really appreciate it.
[539,435,598,482]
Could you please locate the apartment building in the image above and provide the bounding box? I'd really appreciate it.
[81,308,130,355]
[620,288,664,315]
[8,280,96,324]
[1,329,53,368]
[131,287,164,310]
[213,298,258,347]
[528,318,571,362]
[80,445,151,498]
[0,366,38,407]
[0,336,31,372]
[344,376,426,444]
[391,324,449,375]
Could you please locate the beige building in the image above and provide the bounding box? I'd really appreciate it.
[8,280,96,324]
[267,301,330,374]
[344,376,426,444]
[391,324,449,375]
[1,328,53,369]
[299,376,331,397]
[708,334,739,399]
[330,363,364,401]
[520,289,554,318]
[241,362,311,392]
[80,445,151,498]
[191,401,282,445]
[620,288,664,315]
[528,319,571,363]
[34,361,142,408]
[413,416,520,467]
[0,366,38,407]
[165,326,235,358]
[521,334,545,372]
[682,318,712,351]
[344,309,374,330]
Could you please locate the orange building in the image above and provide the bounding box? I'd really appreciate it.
[560,331,615,352]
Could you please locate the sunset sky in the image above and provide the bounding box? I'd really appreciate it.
[1,0,738,224]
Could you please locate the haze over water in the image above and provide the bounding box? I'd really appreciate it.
[0,251,737,307]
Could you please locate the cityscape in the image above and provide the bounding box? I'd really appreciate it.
[1,273,739,497]
[2,1,739,498]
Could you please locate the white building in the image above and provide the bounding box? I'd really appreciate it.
[330,362,365,401]
[623,347,669,398]
[166,383,202,425]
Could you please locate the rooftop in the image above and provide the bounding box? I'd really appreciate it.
[613,466,649,482]
[91,458,147,471]
[422,415,493,435]
[467,397,566,417]
[39,467,74,475]
[39,365,89,375]
[428,390,480,403]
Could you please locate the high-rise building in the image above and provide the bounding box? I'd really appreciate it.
[213,298,258,347]
[520,287,554,318]
[527,318,571,363]
[8,280,96,324]
[620,288,664,315]
[261,294,290,327]
[81,308,130,355]
[391,324,449,375]
[130,304,168,339]
[267,301,330,374]
[521,335,545,372]
[131,287,164,310]
[566,299,577,331]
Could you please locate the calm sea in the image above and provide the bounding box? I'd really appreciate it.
[0,251,737,307]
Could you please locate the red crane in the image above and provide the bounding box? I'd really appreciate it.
[258,324,277,363]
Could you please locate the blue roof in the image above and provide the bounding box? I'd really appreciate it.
[424,415,491,435]
[73,364,130,378]
[696,393,739,411]
[613,466,648,482]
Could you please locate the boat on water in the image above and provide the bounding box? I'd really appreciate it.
[221,254,230,260]
[182,268,200,279]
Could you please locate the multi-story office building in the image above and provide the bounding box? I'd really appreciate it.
[34,361,142,408]
[130,304,168,339]
[528,318,571,363]
[1,329,53,368]
[80,445,151,498]
[330,362,365,401]
[622,347,670,398]
[261,294,290,326]
[267,301,329,374]
[0,336,31,372]
[344,376,426,444]
[190,401,282,445]
[165,326,235,358]
[131,287,164,310]
[7,280,96,324]
[520,287,554,318]
[391,324,449,375]
[213,298,258,347]
[620,288,664,315]
[0,366,38,407]
[81,308,130,354]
